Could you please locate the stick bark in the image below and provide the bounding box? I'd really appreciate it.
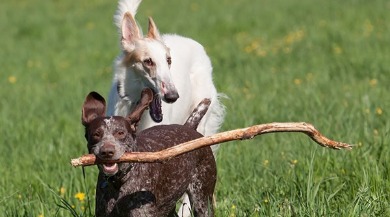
[71,122,353,167]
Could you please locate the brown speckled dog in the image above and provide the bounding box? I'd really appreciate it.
[81,89,216,217]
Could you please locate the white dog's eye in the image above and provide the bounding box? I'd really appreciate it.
[167,57,172,65]
[143,58,154,67]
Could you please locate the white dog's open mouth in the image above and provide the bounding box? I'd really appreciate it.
[102,163,119,176]
[149,92,163,123]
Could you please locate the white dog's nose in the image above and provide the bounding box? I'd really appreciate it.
[164,91,179,103]
[161,82,179,103]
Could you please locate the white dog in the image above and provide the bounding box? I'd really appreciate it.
[107,0,224,144]
[106,0,225,215]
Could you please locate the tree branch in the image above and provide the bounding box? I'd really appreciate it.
[71,122,353,167]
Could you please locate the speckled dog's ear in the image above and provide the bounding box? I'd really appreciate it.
[127,88,153,131]
[82,92,106,126]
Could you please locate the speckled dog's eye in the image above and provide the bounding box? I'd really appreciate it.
[92,131,102,140]
[115,130,126,139]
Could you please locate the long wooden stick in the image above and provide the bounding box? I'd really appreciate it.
[71,122,353,167]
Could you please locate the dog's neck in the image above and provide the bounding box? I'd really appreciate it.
[116,65,144,102]
[114,56,147,115]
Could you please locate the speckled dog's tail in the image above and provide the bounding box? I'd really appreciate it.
[184,99,211,130]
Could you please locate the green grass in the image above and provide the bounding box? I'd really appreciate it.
[1,0,389,216]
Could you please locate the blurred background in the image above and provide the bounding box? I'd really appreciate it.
[0,0,389,216]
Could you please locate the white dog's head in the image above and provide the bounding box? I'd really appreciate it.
[119,12,179,122]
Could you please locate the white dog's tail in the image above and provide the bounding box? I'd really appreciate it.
[113,0,142,29]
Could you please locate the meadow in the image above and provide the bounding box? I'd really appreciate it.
[0,0,389,216]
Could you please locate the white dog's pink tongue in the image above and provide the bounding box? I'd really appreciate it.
[103,163,118,176]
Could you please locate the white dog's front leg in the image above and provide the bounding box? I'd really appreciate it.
[177,193,192,217]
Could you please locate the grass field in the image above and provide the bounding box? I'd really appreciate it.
[1,0,389,216]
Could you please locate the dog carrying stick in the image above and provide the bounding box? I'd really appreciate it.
[71,122,352,167]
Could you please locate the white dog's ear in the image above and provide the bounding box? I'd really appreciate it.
[121,12,141,50]
[147,17,161,40]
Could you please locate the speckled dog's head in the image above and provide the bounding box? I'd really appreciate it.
[81,89,153,176]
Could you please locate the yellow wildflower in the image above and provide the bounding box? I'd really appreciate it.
[318,20,327,27]
[27,60,34,68]
[333,44,342,55]
[86,22,95,30]
[369,79,378,86]
[74,192,86,202]
[229,204,237,217]
[59,187,66,196]
[8,76,17,84]
[294,78,302,85]
[284,29,304,45]
[256,49,267,57]
[191,3,199,11]
[376,107,383,115]
[305,73,314,81]
[363,20,374,37]
[283,47,292,54]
